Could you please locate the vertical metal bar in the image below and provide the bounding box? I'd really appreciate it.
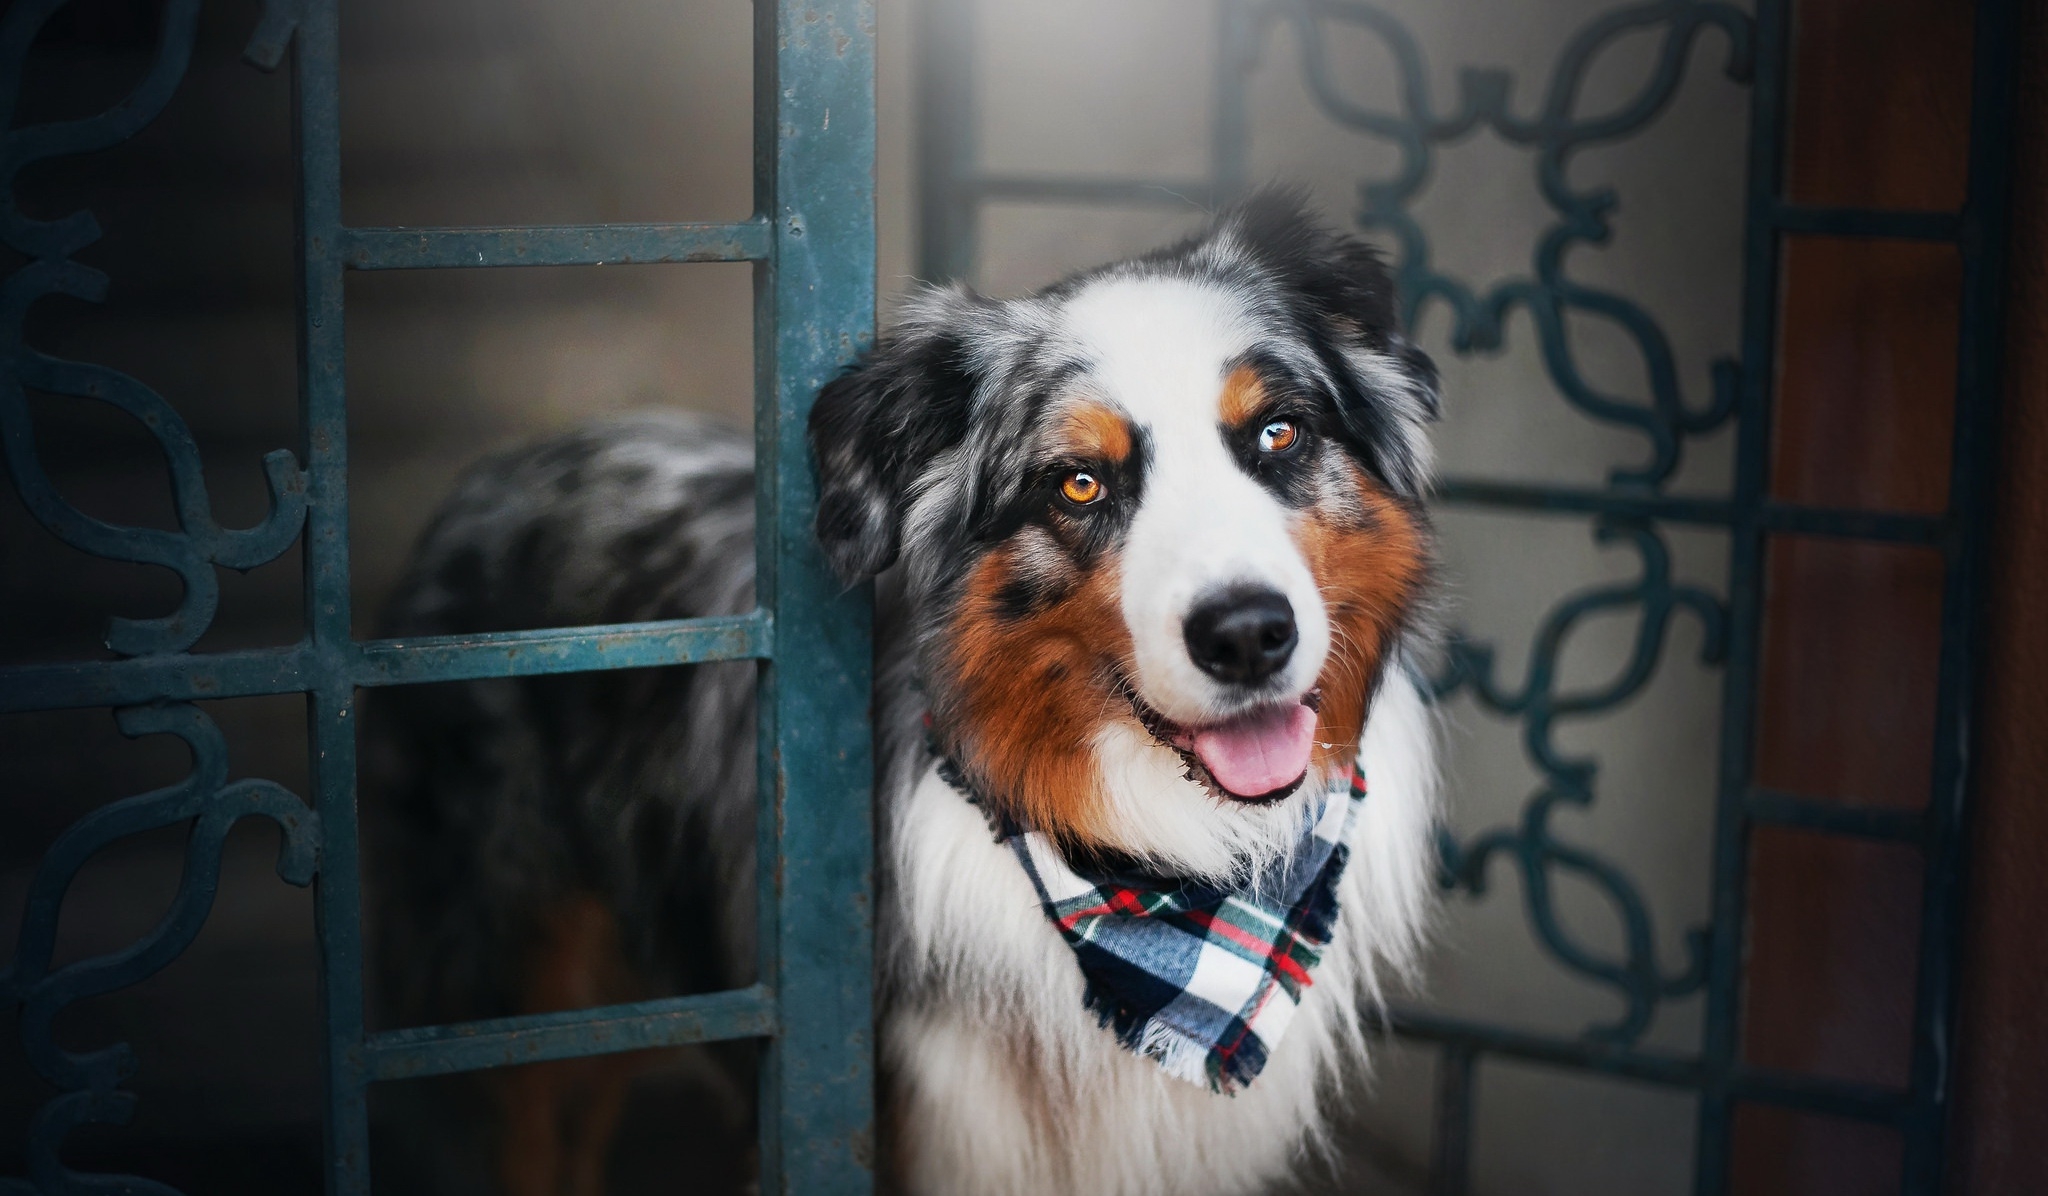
[293,0,369,1190]
[914,0,977,281]
[1694,0,1792,1191]
[754,0,878,1192]
[1209,0,1256,208]
[1432,1043,1477,1196]
[752,5,786,1185]
[1903,0,2017,1188]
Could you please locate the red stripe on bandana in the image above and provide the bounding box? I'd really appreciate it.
[1184,908,1315,988]
[1109,889,1153,915]
[1056,886,1159,931]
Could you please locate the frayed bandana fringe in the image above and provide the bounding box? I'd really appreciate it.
[945,759,1367,1094]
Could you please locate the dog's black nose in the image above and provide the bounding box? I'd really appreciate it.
[1184,588,1298,685]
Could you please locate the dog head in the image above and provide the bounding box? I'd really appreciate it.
[810,189,1437,879]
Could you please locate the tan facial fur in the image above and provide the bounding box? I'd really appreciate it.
[940,387,1426,846]
[937,401,1141,846]
[1293,462,1428,772]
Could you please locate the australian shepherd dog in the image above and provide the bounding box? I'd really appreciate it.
[366,189,1443,1196]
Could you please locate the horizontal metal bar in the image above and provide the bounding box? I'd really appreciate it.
[1377,1006,1700,1087]
[1433,478,1735,526]
[963,174,1218,209]
[1376,1006,1907,1125]
[0,614,771,713]
[955,189,1960,245]
[1727,1065,1909,1125]
[340,219,773,269]
[1758,502,1948,546]
[363,986,777,1081]
[353,613,771,686]
[1745,788,1928,843]
[1433,478,1949,545]
[1771,204,1963,241]
[0,645,311,714]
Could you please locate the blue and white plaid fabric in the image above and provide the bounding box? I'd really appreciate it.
[984,762,1366,1094]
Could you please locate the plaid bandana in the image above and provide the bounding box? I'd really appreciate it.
[945,757,1367,1094]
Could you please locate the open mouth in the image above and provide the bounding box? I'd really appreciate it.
[1123,682,1323,804]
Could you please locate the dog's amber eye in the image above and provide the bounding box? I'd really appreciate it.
[1258,419,1300,453]
[1060,471,1104,506]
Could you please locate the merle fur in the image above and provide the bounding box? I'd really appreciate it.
[363,413,760,1190]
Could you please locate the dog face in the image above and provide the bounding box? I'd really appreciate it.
[811,191,1436,878]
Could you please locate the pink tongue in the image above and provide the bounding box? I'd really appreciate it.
[1185,703,1318,799]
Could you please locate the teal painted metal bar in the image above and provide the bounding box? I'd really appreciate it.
[1430,1044,1476,1196]
[1768,204,1965,241]
[1743,790,1928,844]
[1693,0,1784,1184]
[364,987,779,1082]
[751,0,879,1189]
[0,615,771,714]
[353,613,773,685]
[342,219,774,270]
[1753,502,1949,545]
[1435,477,1951,545]
[0,648,314,714]
[965,175,1221,207]
[911,0,976,283]
[0,0,878,1189]
[1901,0,2019,1183]
[1375,1009,1909,1124]
[289,1,374,1190]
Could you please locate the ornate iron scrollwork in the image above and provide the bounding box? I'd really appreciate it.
[1275,0,1751,489]
[1432,519,1723,1043]
[1,705,319,1196]
[2,3,314,1190]
[1262,0,1748,1044]
[1,0,308,659]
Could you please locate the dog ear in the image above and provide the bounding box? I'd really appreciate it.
[1218,187,1441,497]
[808,287,986,582]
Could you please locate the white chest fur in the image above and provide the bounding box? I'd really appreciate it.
[877,673,1440,1196]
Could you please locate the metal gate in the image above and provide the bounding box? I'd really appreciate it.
[916,0,2012,1192]
[0,0,877,1192]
